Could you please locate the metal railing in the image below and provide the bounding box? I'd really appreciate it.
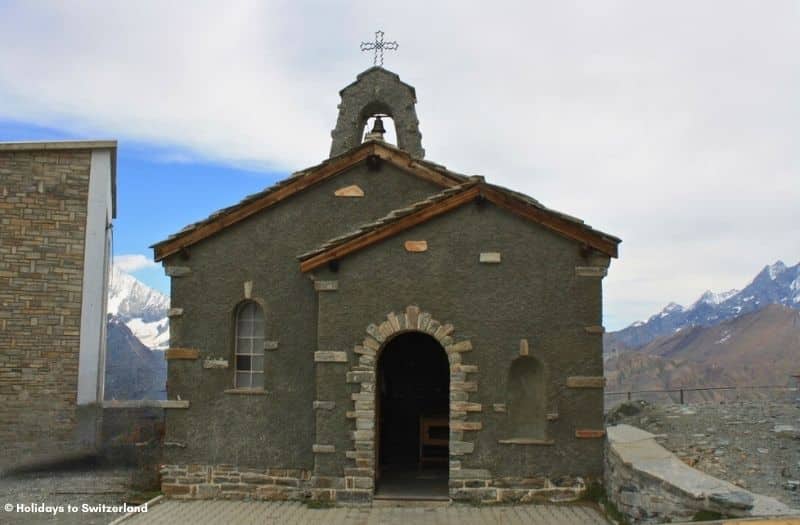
[604,384,796,406]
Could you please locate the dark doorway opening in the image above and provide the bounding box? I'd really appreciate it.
[376,332,449,499]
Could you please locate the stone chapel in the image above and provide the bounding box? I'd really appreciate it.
[152,67,620,503]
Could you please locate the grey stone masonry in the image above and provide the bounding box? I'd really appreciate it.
[160,464,312,500]
[330,67,425,158]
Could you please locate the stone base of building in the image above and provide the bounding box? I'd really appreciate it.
[160,464,587,504]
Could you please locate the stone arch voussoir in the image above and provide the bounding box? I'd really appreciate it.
[345,305,486,497]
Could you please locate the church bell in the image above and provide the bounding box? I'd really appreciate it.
[364,115,387,142]
[371,116,386,134]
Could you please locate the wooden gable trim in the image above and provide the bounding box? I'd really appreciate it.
[299,186,482,272]
[153,142,462,261]
[371,146,462,189]
[480,187,619,258]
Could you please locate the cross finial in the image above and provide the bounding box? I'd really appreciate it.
[360,30,398,67]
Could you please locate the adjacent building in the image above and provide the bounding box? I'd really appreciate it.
[0,140,116,462]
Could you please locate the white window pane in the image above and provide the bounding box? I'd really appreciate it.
[236,372,251,388]
[252,356,264,371]
[252,338,265,355]
[238,318,252,338]
[251,373,264,389]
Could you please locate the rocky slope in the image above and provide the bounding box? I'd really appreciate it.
[104,315,166,400]
[605,304,800,398]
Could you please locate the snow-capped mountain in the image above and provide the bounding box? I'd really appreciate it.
[107,265,169,349]
[611,260,800,349]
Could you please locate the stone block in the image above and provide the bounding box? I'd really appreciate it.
[355,418,374,430]
[351,429,374,441]
[450,401,482,412]
[575,266,608,277]
[167,307,184,317]
[163,483,191,496]
[387,311,401,331]
[451,381,477,392]
[405,306,420,329]
[446,340,473,353]
[450,468,491,480]
[313,400,336,410]
[346,371,375,383]
[353,345,375,356]
[196,484,222,498]
[479,252,501,263]
[404,240,428,252]
[312,444,335,454]
[314,280,338,292]
[203,358,228,369]
[450,441,475,455]
[334,184,364,197]
[165,266,191,277]
[314,351,348,362]
[451,421,482,431]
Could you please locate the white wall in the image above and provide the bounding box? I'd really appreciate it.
[77,149,113,405]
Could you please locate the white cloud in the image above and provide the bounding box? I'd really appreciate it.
[113,254,158,274]
[1,1,798,328]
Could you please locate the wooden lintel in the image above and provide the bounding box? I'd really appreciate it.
[165,348,200,360]
[575,429,606,439]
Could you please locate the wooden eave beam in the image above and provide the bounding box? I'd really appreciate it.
[481,186,619,258]
[300,186,482,272]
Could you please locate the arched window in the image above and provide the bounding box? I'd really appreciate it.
[235,301,264,389]
[507,356,546,439]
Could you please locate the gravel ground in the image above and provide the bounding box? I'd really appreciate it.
[609,400,800,509]
[0,468,144,525]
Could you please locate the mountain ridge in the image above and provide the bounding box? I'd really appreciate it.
[610,260,800,349]
[107,265,169,349]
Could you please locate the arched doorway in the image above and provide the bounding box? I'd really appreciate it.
[375,331,449,498]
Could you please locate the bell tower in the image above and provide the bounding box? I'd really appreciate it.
[329,67,425,159]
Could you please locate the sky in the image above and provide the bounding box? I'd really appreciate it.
[0,1,798,330]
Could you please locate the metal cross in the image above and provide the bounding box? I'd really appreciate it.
[360,30,398,67]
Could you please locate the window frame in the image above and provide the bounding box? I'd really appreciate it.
[233,300,265,390]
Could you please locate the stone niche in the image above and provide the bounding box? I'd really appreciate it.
[504,356,547,441]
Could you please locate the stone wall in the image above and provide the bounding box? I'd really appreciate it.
[311,201,609,502]
[605,424,794,524]
[161,162,443,471]
[0,148,92,462]
[160,464,312,500]
[159,462,586,504]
